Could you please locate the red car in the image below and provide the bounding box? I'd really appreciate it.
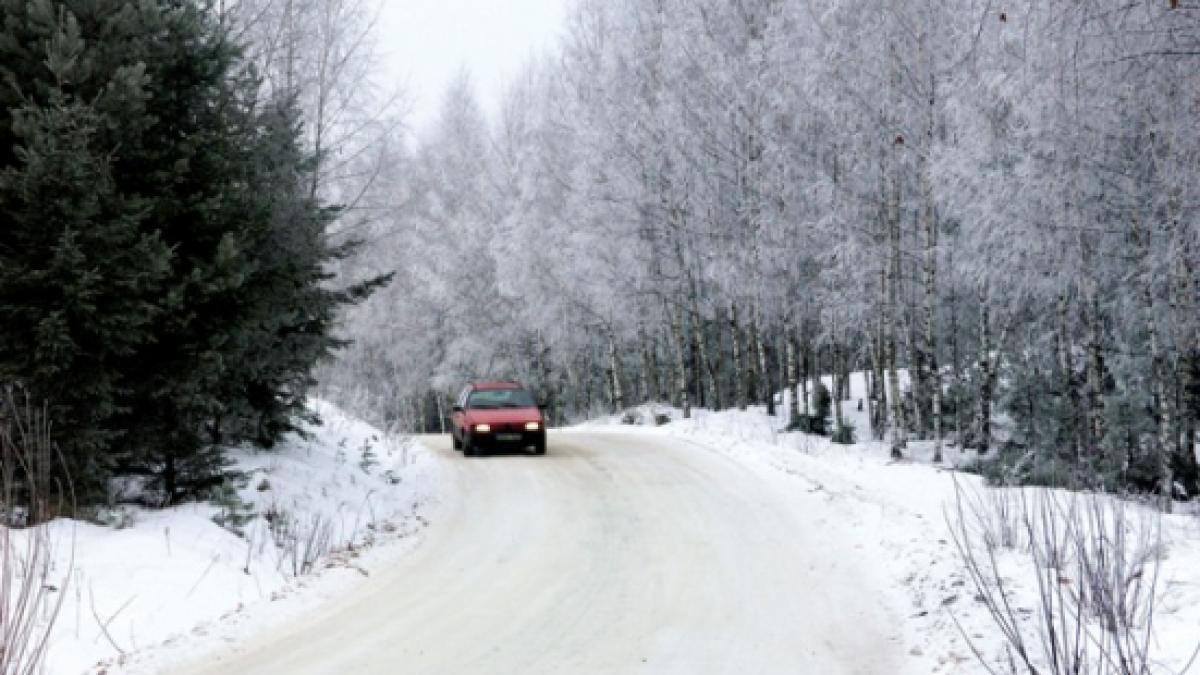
[451,381,547,456]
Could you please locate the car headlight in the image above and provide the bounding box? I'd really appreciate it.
[525,422,541,431]
[474,424,491,433]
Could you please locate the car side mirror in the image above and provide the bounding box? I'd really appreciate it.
[452,405,464,413]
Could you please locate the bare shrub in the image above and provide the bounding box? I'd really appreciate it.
[956,485,1029,553]
[287,513,333,577]
[1,386,74,675]
[267,506,334,577]
[947,480,1197,675]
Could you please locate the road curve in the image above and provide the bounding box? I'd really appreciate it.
[178,431,903,675]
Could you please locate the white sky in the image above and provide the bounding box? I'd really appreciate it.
[376,0,567,134]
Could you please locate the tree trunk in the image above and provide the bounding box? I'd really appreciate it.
[921,161,941,460]
[875,265,888,441]
[1055,293,1081,459]
[883,35,907,459]
[607,333,624,413]
[949,273,961,447]
[1079,232,1106,454]
[752,310,773,414]
[885,205,906,458]
[908,313,926,440]
[693,326,707,408]
[778,325,789,411]
[786,322,800,429]
[583,358,594,415]
[800,331,811,420]
[864,349,877,439]
[565,358,581,420]
[1169,206,1199,478]
[670,304,691,419]
[1156,116,1199,484]
[839,346,851,402]
[639,326,657,403]
[832,338,846,440]
[915,14,942,462]
[692,300,719,410]
[536,330,556,425]
[978,289,994,454]
[976,288,1010,455]
[284,0,296,94]
[746,318,760,406]
[867,338,884,440]
[1135,219,1173,510]
[731,303,747,410]
[886,336,906,458]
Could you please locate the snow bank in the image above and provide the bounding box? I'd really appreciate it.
[17,400,437,675]
[579,373,1200,674]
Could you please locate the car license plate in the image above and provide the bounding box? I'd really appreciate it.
[496,433,522,441]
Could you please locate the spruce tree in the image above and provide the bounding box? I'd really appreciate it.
[0,0,387,504]
[209,99,390,451]
[0,8,171,497]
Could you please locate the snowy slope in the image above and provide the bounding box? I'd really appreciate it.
[580,373,1200,674]
[23,400,438,675]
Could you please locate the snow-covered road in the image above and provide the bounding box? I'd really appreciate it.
[177,430,904,675]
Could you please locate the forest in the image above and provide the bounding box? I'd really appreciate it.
[318,0,1200,500]
[1,0,1198,505]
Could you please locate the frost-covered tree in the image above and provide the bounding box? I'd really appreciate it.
[319,0,1200,500]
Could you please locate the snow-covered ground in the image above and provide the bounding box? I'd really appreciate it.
[22,400,438,675]
[15,380,1199,674]
[581,373,1200,674]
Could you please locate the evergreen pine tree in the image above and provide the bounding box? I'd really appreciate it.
[0,0,388,503]
[0,8,171,497]
[204,97,390,453]
[808,381,831,436]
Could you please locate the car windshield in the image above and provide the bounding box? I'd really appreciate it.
[467,388,537,409]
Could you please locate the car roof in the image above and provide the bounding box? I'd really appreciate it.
[470,381,525,391]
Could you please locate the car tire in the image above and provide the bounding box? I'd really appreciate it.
[532,440,546,455]
[463,436,477,457]
[452,433,462,450]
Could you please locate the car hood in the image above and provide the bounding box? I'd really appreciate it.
[465,407,543,425]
